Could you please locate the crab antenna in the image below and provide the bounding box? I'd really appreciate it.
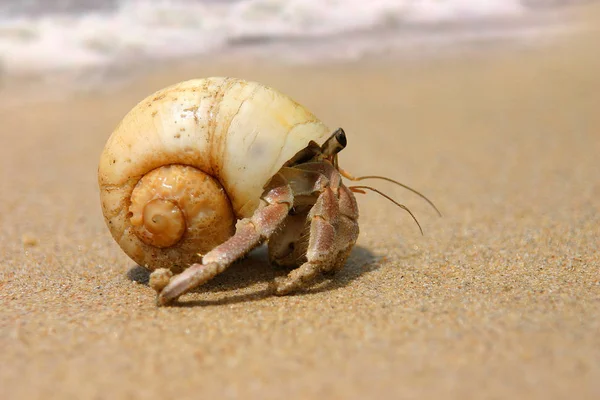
[341,169,441,217]
[350,185,424,235]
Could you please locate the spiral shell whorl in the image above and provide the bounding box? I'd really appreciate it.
[118,165,235,270]
[133,198,185,248]
[129,164,234,251]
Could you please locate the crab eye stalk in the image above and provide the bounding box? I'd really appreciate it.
[321,128,347,157]
[335,128,347,147]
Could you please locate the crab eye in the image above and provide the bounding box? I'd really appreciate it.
[320,128,347,156]
[335,128,347,148]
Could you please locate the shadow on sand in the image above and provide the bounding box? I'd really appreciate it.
[126,244,380,307]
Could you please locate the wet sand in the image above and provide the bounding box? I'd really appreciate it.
[1,8,599,400]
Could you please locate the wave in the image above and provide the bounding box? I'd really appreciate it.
[0,0,586,77]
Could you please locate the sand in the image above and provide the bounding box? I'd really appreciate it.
[1,7,599,400]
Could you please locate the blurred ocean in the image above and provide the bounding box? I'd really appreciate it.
[0,1,594,84]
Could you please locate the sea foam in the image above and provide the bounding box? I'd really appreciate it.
[0,0,587,79]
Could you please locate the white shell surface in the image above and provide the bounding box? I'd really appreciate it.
[98,77,331,263]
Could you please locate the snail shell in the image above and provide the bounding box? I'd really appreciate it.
[98,77,331,271]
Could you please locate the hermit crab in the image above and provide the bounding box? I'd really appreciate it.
[98,77,439,306]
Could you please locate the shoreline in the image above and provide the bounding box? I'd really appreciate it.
[1,1,597,108]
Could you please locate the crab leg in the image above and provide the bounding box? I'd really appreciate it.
[274,184,359,295]
[331,184,360,272]
[273,187,339,295]
[154,184,294,306]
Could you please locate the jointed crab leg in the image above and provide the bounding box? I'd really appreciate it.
[155,184,294,306]
[274,185,359,295]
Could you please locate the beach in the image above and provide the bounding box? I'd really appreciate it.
[1,3,600,399]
